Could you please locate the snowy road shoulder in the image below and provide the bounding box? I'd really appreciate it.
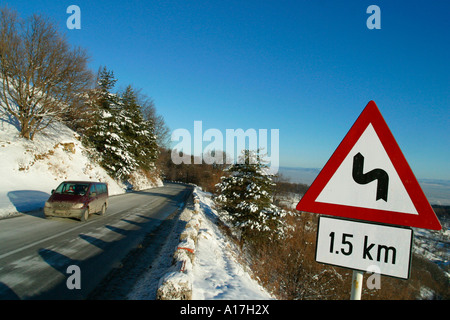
[191,188,273,300]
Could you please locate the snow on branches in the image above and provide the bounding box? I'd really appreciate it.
[86,67,158,180]
[215,149,291,243]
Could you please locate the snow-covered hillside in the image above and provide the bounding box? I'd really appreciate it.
[1,116,270,300]
[0,119,162,219]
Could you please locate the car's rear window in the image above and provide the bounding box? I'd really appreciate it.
[55,182,90,196]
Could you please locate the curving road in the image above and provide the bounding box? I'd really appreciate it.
[0,182,192,299]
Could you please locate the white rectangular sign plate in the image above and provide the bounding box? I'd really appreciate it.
[316,216,413,279]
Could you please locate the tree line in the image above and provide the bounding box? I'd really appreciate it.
[0,6,168,182]
[0,5,310,196]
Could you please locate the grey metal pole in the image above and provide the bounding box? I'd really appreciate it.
[350,270,364,300]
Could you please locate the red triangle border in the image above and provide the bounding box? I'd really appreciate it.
[296,101,441,230]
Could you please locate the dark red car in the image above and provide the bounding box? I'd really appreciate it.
[44,181,108,222]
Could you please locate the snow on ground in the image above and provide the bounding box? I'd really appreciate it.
[413,225,450,280]
[0,119,162,219]
[191,187,273,300]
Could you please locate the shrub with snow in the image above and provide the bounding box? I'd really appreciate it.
[215,149,291,243]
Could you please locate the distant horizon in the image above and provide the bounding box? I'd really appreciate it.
[278,166,450,206]
[278,165,450,182]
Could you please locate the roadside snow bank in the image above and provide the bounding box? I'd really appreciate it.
[150,187,273,300]
[191,188,273,300]
[0,120,162,219]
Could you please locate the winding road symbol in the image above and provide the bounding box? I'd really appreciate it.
[352,152,389,202]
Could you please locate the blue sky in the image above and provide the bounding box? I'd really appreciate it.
[9,1,450,179]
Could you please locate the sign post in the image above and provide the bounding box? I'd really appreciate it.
[297,101,441,299]
[350,270,364,300]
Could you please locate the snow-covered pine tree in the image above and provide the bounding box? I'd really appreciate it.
[215,149,289,243]
[120,85,159,172]
[87,67,138,180]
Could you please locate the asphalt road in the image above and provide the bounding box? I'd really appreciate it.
[0,182,192,300]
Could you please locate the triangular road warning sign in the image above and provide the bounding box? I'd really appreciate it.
[296,101,441,230]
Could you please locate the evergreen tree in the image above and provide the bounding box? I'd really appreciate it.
[215,149,289,243]
[81,67,160,181]
[120,85,159,171]
[87,67,137,180]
